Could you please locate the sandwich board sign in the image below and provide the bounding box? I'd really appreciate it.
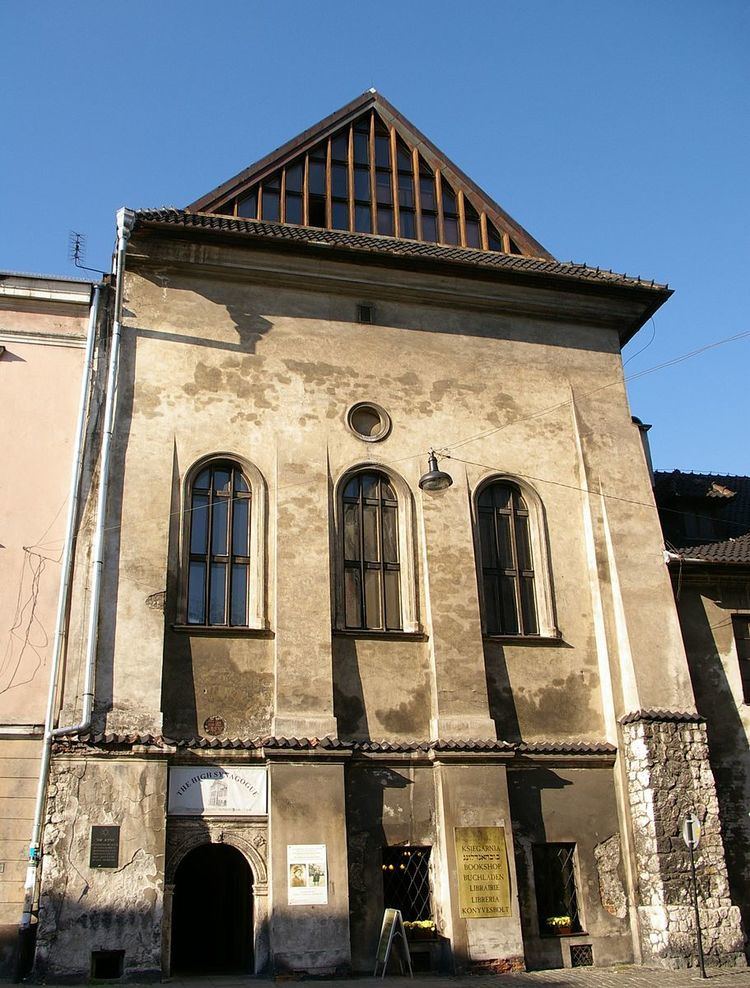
[373,908,412,978]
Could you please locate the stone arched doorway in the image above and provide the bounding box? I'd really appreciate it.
[163,822,269,977]
[171,843,253,974]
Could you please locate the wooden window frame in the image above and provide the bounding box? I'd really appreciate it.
[334,464,419,634]
[472,474,558,640]
[342,472,401,631]
[532,843,584,937]
[180,454,268,632]
[209,110,515,254]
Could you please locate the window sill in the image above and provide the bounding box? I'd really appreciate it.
[539,930,588,939]
[171,624,274,639]
[483,632,567,647]
[333,628,428,642]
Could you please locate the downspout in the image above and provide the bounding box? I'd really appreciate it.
[19,208,135,940]
[50,207,134,741]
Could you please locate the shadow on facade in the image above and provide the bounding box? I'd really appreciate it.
[333,637,371,739]
[483,640,522,742]
[345,763,416,972]
[681,591,750,960]
[91,320,137,731]
[508,767,572,970]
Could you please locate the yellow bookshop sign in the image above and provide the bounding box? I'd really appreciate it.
[454,826,511,919]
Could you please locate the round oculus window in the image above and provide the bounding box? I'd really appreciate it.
[347,402,391,442]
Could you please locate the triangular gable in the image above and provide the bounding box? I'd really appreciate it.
[187,90,552,259]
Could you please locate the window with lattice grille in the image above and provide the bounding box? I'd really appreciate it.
[570,944,593,967]
[382,846,432,921]
[532,843,582,936]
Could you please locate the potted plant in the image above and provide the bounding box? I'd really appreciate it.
[545,915,573,935]
[403,920,437,940]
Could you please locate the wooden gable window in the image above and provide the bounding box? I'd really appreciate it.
[342,471,401,630]
[477,481,538,636]
[203,107,532,256]
[187,462,252,627]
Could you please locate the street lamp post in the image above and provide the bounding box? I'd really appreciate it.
[682,812,706,979]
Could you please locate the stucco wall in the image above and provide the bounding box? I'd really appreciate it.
[34,756,167,981]
[0,336,86,725]
[67,236,692,745]
[0,287,90,978]
[508,765,631,970]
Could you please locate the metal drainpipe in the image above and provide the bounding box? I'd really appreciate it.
[19,208,135,939]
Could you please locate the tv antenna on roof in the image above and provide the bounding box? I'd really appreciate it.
[68,231,107,277]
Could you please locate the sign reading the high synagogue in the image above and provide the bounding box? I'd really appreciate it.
[454,826,511,919]
[287,844,328,905]
[167,766,267,816]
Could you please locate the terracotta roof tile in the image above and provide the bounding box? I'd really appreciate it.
[620,709,704,725]
[133,208,668,294]
[52,733,614,757]
[674,533,750,565]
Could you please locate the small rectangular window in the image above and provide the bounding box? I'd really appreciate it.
[532,843,582,936]
[357,304,374,324]
[308,196,326,228]
[733,616,750,702]
[91,950,124,980]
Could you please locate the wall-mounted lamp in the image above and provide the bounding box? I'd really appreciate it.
[418,450,453,492]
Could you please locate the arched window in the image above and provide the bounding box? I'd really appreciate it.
[342,471,402,630]
[186,461,253,626]
[477,481,539,636]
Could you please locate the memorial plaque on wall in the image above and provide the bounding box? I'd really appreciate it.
[90,826,120,869]
[454,826,511,918]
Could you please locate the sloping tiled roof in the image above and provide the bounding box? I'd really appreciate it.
[655,470,750,564]
[51,732,615,757]
[133,208,668,295]
[675,533,750,565]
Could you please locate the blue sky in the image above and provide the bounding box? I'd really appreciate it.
[1,1,747,473]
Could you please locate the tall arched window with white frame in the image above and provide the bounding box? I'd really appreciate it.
[342,471,402,631]
[186,461,252,627]
[477,480,540,636]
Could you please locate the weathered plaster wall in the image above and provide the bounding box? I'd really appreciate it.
[267,760,351,973]
[34,756,167,981]
[0,336,86,725]
[82,237,688,746]
[435,761,525,971]
[673,579,750,960]
[508,765,632,970]
[0,288,90,977]
[162,634,274,738]
[333,639,431,739]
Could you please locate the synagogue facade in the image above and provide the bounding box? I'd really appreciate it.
[21,91,747,978]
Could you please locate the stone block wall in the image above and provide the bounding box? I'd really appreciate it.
[621,712,745,968]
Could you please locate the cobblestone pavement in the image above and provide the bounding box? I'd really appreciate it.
[12,968,750,988]
[155,967,750,988]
